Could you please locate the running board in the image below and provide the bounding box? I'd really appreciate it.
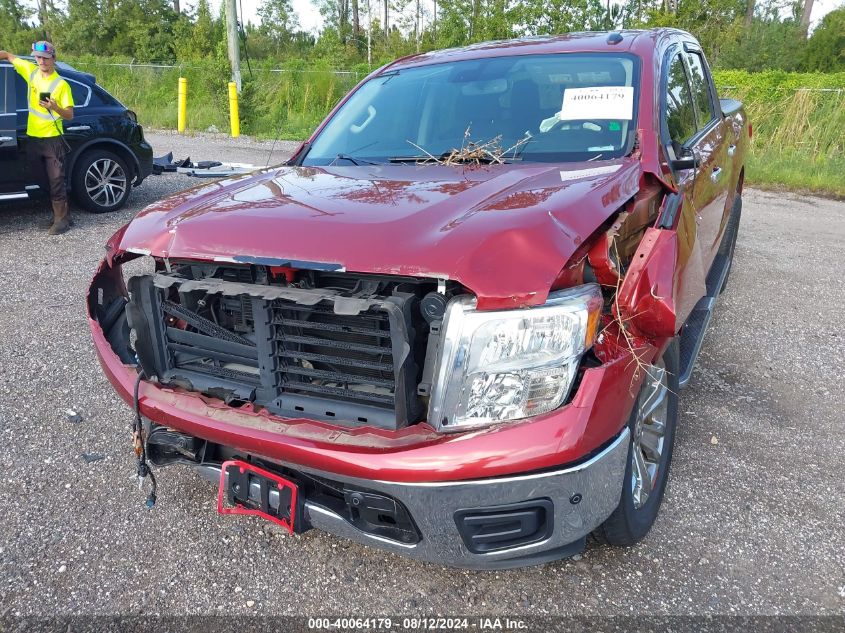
[678,196,742,387]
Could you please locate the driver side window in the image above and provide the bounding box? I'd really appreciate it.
[1,67,13,114]
[664,53,696,146]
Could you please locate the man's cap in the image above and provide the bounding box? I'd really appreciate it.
[32,41,56,58]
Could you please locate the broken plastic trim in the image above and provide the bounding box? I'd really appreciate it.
[217,459,298,534]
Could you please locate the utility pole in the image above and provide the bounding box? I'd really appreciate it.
[225,0,241,92]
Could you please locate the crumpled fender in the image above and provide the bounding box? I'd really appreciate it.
[615,227,678,338]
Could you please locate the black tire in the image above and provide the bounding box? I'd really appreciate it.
[71,149,132,213]
[594,339,680,546]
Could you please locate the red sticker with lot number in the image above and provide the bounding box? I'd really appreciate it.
[216,459,298,534]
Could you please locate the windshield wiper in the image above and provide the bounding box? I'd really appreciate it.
[388,155,432,163]
[331,153,380,166]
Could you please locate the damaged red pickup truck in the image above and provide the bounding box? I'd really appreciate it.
[88,28,748,568]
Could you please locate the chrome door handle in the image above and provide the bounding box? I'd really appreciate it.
[65,125,91,131]
[727,144,736,157]
[711,167,723,182]
[0,136,13,142]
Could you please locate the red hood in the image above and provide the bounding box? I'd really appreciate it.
[120,159,641,308]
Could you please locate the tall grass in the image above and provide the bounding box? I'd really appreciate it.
[239,60,361,140]
[63,58,844,195]
[713,70,845,196]
[65,56,360,139]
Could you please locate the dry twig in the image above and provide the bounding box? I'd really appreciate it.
[602,237,666,396]
[407,126,531,166]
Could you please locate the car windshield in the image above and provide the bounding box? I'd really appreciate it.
[303,53,639,166]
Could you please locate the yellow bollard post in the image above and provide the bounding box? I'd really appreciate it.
[228,82,240,138]
[177,77,187,133]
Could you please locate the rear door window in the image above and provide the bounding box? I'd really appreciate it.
[66,78,91,108]
[86,86,115,107]
[664,53,696,146]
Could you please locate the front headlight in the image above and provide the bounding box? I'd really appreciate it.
[428,284,603,432]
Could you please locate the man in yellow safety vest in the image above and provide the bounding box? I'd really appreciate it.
[0,41,75,234]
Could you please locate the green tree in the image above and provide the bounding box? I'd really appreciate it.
[0,0,40,52]
[314,0,353,44]
[519,0,608,36]
[258,0,300,55]
[719,6,806,71]
[434,0,524,48]
[172,0,218,60]
[803,7,845,71]
[54,0,106,55]
[110,0,179,61]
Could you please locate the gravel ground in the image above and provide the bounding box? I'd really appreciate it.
[0,131,843,622]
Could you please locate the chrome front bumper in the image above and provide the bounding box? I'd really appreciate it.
[196,428,630,569]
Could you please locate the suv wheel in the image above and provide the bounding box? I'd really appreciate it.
[594,340,680,546]
[72,149,132,213]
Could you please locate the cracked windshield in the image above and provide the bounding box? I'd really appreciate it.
[303,53,639,165]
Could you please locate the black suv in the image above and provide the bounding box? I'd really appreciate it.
[0,58,153,213]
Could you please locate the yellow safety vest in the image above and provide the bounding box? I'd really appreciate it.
[11,58,74,138]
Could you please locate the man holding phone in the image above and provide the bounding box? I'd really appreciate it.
[0,42,74,234]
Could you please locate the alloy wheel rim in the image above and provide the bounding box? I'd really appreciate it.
[630,359,669,509]
[85,158,127,207]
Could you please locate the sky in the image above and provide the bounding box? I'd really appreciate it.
[217,0,844,34]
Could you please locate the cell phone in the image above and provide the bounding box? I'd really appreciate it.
[39,92,51,102]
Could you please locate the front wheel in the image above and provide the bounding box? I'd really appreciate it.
[72,149,132,213]
[594,340,680,546]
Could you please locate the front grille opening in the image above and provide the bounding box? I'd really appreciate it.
[125,264,445,430]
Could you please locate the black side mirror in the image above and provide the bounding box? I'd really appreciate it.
[670,142,700,171]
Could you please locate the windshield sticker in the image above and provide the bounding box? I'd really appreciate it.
[559,164,622,182]
[559,86,634,121]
